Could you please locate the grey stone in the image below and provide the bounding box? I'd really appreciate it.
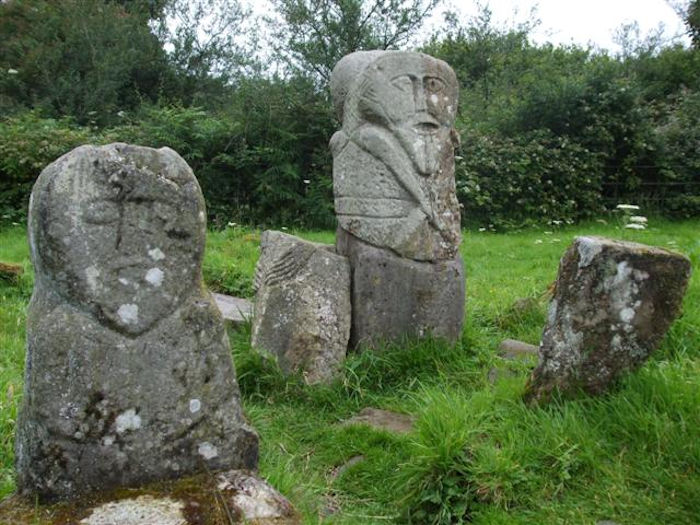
[251,231,351,384]
[16,143,258,500]
[344,408,415,434]
[216,470,299,523]
[337,228,464,347]
[80,496,186,525]
[498,339,539,360]
[213,292,252,328]
[525,236,691,402]
[330,50,461,262]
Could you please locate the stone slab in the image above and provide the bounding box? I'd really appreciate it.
[498,339,539,360]
[525,236,691,402]
[344,407,415,434]
[337,228,465,348]
[213,292,252,327]
[252,231,351,384]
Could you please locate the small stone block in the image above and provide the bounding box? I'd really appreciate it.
[213,292,252,327]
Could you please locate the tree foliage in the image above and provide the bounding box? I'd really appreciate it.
[0,0,698,227]
[0,0,168,124]
[268,0,441,82]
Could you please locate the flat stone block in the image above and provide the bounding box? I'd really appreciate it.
[525,236,691,402]
[343,407,415,434]
[337,228,465,348]
[213,292,252,328]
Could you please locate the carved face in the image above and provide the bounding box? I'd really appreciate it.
[356,53,458,174]
[34,146,205,335]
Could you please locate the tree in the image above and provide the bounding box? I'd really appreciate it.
[0,0,169,124]
[268,0,441,83]
[688,0,700,47]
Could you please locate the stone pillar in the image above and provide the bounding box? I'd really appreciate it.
[525,236,691,402]
[251,231,351,384]
[16,143,258,500]
[330,51,465,347]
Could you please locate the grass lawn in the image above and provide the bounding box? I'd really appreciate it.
[0,219,698,524]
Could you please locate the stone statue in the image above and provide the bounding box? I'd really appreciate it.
[330,50,461,261]
[16,143,258,500]
[329,51,466,347]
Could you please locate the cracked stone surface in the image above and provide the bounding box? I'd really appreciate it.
[525,236,691,402]
[16,144,258,500]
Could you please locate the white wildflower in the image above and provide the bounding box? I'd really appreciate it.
[535,239,543,244]
[303,179,311,184]
[7,68,18,75]
[624,223,646,230]
[478,227,486,232]
[629,216,647,223]
[227,222,236,227]
[616,204,640,211]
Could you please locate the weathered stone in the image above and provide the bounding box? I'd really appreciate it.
[343,407,415,434]
[337,228,464,347]
[251,231,351,384]
[0,470,299,524]
[330,50,461,262]
[216,470,299,523]
[525,236,691,402]
[213,292,252,328]
[80,496,186,525]
[16,143,258,500]
[498,339,539,360]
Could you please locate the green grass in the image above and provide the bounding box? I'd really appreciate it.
[0,219,698,524]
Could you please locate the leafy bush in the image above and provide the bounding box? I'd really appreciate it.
[0,111,98,221]
[457,130,605,229]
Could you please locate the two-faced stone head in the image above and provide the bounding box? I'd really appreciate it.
[332,51,458,175]
[29,143,206,335]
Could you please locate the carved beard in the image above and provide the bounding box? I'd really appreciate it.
[390,118,450,176]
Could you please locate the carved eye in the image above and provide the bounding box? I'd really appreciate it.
[424,76,446,95]
[83,200,120,224]
[391,75,413,93]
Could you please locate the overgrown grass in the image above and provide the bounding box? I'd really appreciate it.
[0,219,698,524]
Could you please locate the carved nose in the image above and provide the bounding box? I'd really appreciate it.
[414,85,428,111]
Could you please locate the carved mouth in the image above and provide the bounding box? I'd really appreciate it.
[413,121,440,135]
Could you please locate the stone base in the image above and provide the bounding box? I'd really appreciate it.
[336,228,465,348]
[0,470,299,524]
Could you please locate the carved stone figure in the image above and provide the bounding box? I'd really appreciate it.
[16,143,258,500]
[330,51,465,347]
[330,50,461,261]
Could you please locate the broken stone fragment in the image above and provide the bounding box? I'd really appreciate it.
[251,230,351,384]
[525,236,691,402]
[15,143,258,500]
